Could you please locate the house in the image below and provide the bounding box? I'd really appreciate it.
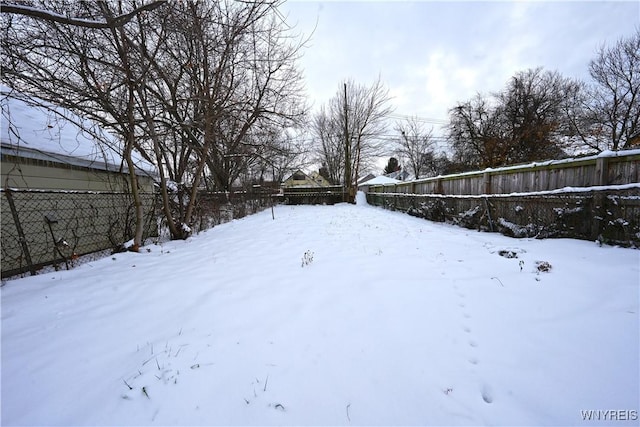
[357,173,375,186]
[281,170,331,188]
[1,86,157,278]
[280,169,345,205]
[385,169,411,181]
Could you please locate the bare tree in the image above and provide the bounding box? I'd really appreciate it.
[498,68,581,163]
[2,0,307,242]
[448,93,505,169]
[588,28,640,151]
[394,116,436,179]
[312,77,393,199]
[246,127,311,186]
[1,0,164,250]
[133,0,306,238]
[312,105,344,185]
[448,68,581,169]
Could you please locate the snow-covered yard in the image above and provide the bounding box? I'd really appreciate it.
[2,193,638,426]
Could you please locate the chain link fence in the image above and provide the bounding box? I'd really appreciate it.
[1,187,281,279]
[1,189,157,278]
[185,189,278,234]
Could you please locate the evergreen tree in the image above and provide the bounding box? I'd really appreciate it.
[383,157,400,175]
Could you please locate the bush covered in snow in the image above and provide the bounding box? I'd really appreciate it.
[406,200,450,222]
[367,188,640,247]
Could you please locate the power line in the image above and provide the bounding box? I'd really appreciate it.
[387,113,449,125]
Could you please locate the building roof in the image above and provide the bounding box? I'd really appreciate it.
[357,173,376,185]
[1,85,156,176]
[385,169,410,180]
[359,175,402,186]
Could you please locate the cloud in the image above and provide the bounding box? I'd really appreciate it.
[281,0,640,130]
[404,49,480,118]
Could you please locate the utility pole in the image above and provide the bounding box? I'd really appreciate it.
[343,82,351,202]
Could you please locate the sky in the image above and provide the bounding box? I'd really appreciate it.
[278,0,640,138]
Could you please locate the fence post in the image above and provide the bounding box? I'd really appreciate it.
[483,171,492,194]
[595,156,609,186]
[591,156,609,240]
[4,189,36,276]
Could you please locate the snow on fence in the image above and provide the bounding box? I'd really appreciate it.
[367,150,640,247]
[370,150,640,196]
[1,189,158,279]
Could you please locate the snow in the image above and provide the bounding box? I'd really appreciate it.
[359,175,402,186]
[2,193,639,426]
[596,149,640,159]
[372,182,640,199]
[0,85,156,175]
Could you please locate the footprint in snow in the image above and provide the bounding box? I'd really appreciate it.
[481,384,494,404]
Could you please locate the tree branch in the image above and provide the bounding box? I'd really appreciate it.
[0,1,167,28]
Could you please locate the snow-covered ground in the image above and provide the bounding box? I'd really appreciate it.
[2,193,639,426]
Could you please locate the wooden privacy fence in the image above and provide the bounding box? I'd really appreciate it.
[278,186,348,205]
[369,150,640,196]
[367,150,640,247]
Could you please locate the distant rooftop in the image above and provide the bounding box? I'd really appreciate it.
[359,175,402,186]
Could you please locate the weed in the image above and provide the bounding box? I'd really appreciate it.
[498,250,518,258]
[301,250,314,267]
[491,277,505,287]
[535,261,552,272]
